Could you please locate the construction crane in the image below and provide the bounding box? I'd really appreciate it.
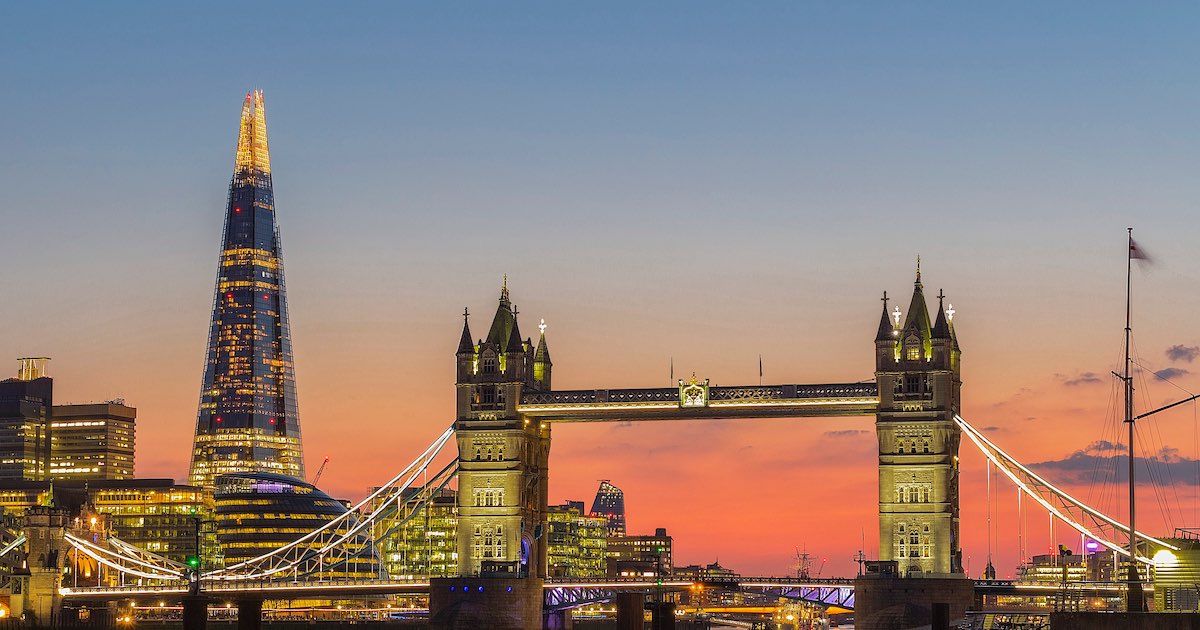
[311,456,330,485]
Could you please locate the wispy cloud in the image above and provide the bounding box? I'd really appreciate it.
[1154,367,1190,381]
[1166,344,1200,363]
[1030,442,1200,486]
[824,429,868,438]
[1060,371,1103,386]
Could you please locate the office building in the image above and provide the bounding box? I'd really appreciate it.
[189,90,305,490]
[0,479,204,566]
[50,402,136,480]
[0,359,53,481]
[213,472,381,580]
[90,480,205,565]
[372,487,458,579]
[607,527,672,577]
[546,501,607,578]
[589,480,626,538]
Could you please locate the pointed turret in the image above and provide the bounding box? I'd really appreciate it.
[234,90,271,183]
[506,313,525,354]
[876,291,895,342]
[457,308,474,355]
[485,277,516,350]
[902,261,933,339]
[932,292,951,340]
[534,320,552,365]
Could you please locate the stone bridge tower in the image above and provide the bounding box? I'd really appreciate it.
[452,280,553,579]
[873,266,963,576]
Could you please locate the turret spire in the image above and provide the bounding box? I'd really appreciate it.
[876,291,895,342]
[903,262,933,338]
[458,307,474,354]
[535,319,552,364]
[234,90,271,181]
[932,289,952,339]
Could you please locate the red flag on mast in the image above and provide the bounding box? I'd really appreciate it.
[1129,238,1153,263]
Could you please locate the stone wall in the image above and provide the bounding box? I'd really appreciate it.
[853,575,974,630]
[429,577,543,630]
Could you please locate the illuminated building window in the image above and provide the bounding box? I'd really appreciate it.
[472,488,503,507]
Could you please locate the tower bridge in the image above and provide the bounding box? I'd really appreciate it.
[49,269,1179,630]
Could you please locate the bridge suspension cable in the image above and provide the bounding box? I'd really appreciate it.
[955,414,1178,564]
[203,424,456,581]
[64,533,184,581]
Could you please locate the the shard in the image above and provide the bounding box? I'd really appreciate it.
[189,90,305,490]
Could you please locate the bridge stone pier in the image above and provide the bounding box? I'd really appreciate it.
[432,270,971,629]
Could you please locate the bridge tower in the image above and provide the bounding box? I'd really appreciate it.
[12,507,70,627]
[873,265,963,576]
[432,282,552,629]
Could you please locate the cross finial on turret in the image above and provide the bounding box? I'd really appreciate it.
[937,289,945,307]
[539,318,546,336]
[946,303,955,322]
[501,274,509,300]
[882,290,889,309]
[463,307,470,322]
[915,255,922,284]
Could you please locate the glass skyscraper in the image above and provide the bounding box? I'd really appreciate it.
[189,91,304,490]
[589,480,627,538]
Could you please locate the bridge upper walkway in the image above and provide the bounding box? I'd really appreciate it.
[518,382,879,421]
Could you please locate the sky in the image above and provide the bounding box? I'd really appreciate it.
[3,2,1200,578]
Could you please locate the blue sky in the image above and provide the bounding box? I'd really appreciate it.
[3,3,1200,576]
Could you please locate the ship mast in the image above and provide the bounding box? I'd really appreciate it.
[1122,227,1144,612]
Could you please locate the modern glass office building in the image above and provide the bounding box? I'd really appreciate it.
[213,472,382,580]
[589,480,626,538]
[189,91,304,490]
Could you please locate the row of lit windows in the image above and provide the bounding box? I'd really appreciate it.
[471,524,505,560]
[896,483,934,503]
[472,488,503,507]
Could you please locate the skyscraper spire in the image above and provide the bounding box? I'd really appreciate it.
[190,91,304,491]
[234,90,271,181]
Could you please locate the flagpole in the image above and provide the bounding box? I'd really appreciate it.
[1124,226,1144,612]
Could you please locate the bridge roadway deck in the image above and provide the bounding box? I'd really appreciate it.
[61,577,1130,602]
[517,383,879,422]
[58,577,846,601]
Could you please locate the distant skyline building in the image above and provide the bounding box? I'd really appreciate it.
[607,527,672,578]
[189,90,305,490]
[589,480,626,537]
[0,359,53,481]
[50,401,136,480]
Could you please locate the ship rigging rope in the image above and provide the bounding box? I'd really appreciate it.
[955,414,1178,563]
